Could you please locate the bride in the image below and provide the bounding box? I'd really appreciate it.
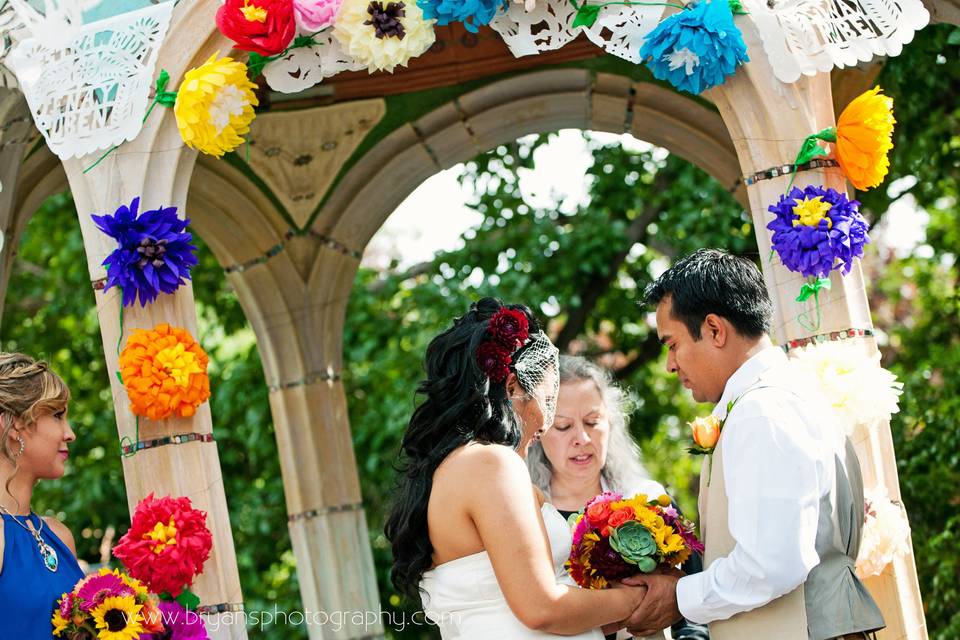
[386,298,667,638]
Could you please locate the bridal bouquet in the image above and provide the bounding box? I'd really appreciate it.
[566,492,703,589]
[51,568,164,639]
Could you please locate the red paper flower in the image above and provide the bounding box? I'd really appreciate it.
[476,341,512,383]
[113,493,213,597]
[216,0,296,56]
[487,308,529,349]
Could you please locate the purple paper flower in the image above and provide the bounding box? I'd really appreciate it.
[148,601,210,639]
[91,197,199,307]
[767,185,870,278]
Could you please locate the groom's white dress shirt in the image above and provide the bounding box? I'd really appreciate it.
[676,346,838,624]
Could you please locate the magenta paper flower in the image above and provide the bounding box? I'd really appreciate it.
[293,0,341,31]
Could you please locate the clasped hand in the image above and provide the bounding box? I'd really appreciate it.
[616,568,683,638]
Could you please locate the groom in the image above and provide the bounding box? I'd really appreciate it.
[623,249,885,640]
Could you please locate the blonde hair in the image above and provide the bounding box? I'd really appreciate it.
[0,353,70,500]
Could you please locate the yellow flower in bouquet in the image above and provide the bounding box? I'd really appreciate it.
[835,86,895,190]
[91,595,144,640]
[174,54,259,157]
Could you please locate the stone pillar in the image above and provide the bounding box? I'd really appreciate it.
[708,19,927,640]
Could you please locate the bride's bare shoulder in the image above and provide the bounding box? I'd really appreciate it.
[438,441,525,478]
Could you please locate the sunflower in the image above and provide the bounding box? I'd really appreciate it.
[91,596,144,640]
[174,54,259,157]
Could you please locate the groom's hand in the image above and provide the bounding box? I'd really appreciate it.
[620,573,682,637]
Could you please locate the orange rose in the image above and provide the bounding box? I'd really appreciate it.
[607,507,635,529]
[689,415,721,450]
[586,501,613,528]
[140,598,165,633]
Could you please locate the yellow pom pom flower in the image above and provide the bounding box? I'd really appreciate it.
[835,86,895,191]
[333,0,436,73]
[174,54,259,158]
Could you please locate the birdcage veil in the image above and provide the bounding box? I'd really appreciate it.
[513,330,560,429]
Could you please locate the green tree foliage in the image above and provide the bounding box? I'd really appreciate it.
[2,23,958,639]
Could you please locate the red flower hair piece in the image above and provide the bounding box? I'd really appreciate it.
[487,308,529,349]
[476,341,512,383]
[113,493,213,597]
[216,0,296,56]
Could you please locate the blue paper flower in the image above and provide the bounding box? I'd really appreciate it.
[417,0,506,32]
[91,197,199,307]
[766,186,871,279]
[639,0,749,95]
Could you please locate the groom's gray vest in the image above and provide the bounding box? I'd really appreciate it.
[699,385,885,640]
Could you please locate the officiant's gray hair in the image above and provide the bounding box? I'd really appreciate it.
[526,355,652,496]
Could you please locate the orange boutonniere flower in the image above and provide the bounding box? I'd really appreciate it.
[119,323,210,420]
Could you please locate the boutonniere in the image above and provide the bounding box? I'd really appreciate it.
[687,400,734,486]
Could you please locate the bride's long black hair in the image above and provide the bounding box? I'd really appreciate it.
[385,297,542,598]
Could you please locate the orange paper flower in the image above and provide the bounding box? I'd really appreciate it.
[119,323,210,420]
[835,86,895,190]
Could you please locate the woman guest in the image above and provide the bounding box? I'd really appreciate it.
[527,355,709,640]
[0,353,84,638]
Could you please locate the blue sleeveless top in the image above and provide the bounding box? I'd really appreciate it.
[0,513,84,639]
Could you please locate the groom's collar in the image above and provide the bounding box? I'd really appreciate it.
[711,345,787,420]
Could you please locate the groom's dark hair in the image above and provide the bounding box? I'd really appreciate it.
[644,248,772,340]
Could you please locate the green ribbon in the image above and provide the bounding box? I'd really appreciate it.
[796,276,832,332]
[247,33,321,79]
[569,0,686,29]
[795,276,831,302]
[83,69,179,174]
[784,127,837,193]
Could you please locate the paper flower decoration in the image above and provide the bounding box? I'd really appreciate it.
[294,0,343,31]
[639,0,748,95]
[789,341,903,435]
[835,86,895,190]
[333,0,436,73]
[767,185,870,278]
[856,485,911,578]
[113,494,214,597]
[216,0,296,56]
[91,198,198,308]
[174,54,259,158]
[119,324,211,421]
[417,0,506,32]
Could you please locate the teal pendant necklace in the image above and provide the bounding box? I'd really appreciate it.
[0,506,59,572]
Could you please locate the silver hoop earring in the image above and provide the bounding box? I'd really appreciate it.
[15,436,24,459]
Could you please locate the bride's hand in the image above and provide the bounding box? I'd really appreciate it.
[619,572,682,637]
[605,582,648,635]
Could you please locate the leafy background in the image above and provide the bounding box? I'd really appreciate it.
[2,23,958,640]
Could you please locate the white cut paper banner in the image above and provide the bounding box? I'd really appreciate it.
[262,29,365,94]
[5,1,174,160]
[744,0,930,83]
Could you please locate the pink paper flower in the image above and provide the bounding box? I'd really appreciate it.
[293,0,341,32]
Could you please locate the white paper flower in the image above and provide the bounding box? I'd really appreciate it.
[332,0,435,73]
[790,341,903,435]
[856,485,911,578]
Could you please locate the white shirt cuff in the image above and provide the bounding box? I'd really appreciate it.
[676,573,710,624]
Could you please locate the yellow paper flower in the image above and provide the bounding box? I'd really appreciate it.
[333,0,436,73]
[835,86,895,190]
[91,595,144,640]
[174,54,259,158]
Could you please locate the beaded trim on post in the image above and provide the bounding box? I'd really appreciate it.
[120,432,214,455]
[743,158,840,186]
[781,327,874,353]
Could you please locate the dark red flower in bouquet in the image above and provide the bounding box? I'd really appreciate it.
[113,493,213,597]
[476,341,512,383]
[588,536,635,581]
[216,0,296,56]
[487,308,529,349]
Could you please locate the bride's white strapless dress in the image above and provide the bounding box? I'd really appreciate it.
[420,503,605,639]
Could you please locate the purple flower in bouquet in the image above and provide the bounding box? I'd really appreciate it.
[91,197,199,307]
[766,185,870,278]
[147,601,210,639]
[75,572,133,611]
